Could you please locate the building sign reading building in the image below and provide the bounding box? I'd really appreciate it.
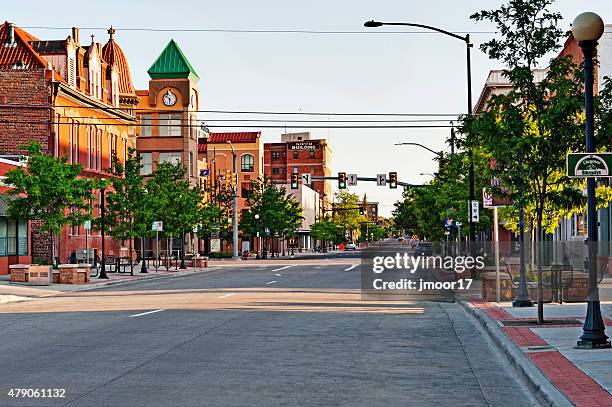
[288,141,320,150]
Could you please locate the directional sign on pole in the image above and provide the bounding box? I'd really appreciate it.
[83,220,91,230]
[347,174,358,186]
[469,201,479,223]
[483,187,493,208]
[152,221,163,232]
[301,173,312,185]
[376,174,386,186]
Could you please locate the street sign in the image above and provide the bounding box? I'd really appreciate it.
[567,153,612,177]
[152,221,163,232]
[301,173,311,185]
[444,218,454,228]
[483,187,493,208]
[469,201,479,223]
[376,174,386,186]
[199,169,210,176]
[83,220,91,230]
[347,174,358,186]
[210,238,221,253]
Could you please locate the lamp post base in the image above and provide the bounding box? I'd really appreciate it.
[576,300,611,349]
[512,298,534,307]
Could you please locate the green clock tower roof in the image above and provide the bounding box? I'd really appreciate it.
[147,39,199,80]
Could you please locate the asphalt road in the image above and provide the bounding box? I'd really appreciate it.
[0,254,540,406]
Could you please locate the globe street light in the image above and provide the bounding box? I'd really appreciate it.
[572,12,610,349]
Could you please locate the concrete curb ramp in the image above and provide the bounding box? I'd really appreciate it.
[459,300,572,407]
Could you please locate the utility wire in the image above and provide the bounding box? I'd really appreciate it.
[22,26,497,35]
[0,103,461,117]
[0,119,453,129]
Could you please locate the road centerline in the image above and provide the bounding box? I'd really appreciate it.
[129,309,165,318]
[272,265,292,272]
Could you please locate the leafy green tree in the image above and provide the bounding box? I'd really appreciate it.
[332,190,364,242]
[310,217,337,246]
[145,162,202,257]
[100,148,146,272]
[5,141,96,264]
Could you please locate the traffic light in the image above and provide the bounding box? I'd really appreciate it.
[290,173,299,189]
[338,172,347,189]
[389,172,398,189]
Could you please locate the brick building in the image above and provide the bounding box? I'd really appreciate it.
[0,22,138,264]
[264,132,332,211]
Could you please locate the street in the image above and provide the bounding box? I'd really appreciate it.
[0,249,538,407]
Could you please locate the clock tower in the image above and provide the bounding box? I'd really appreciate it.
[135,39,202,184]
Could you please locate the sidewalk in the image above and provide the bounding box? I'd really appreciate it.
[0,265,216,300]
[462,298,612,407]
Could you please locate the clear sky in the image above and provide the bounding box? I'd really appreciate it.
[4,0,611,216]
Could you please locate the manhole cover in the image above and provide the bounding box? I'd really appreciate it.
[500,319,582,326]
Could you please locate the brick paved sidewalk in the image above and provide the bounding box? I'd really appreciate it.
[470,299,612,407]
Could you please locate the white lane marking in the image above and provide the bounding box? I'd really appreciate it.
[129,309,164,318]
[265,280,277,285]
[218,293,235,299]
[275,273,283,277]
[272,265,292,272]
[314,266,324,269]
[345,264,359,271]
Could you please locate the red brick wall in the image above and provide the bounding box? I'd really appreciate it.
[0,68,52,155]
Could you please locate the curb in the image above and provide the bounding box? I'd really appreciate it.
[74,266,222,292]
[458,300,573,407]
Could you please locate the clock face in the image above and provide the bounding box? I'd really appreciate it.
[162,89,177,106]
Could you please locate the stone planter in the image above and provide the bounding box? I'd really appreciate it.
[58,264,91,285]
[9,264,52,286]
[193,256,209,268]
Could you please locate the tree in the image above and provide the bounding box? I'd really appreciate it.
[145,162,201,259]
[240,177,303,255]
[101,148,146,272]
[5,141,96,264]
[462,0,612,321]
[310,217,337,247]
[332,190,364,242]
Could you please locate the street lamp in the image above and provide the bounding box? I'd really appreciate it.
[419,173,435,177]
[366,19,477,269]
[140,186,148,273]
[254,214,261,259]
[394,142,443,158]
[572,12,610,349]
[99,180,108,279]
[226,140,239,259]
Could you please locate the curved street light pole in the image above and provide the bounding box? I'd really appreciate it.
[394,142,442,158]
[366,20,476,268]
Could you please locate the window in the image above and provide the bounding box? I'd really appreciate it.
[54,113,61,157]
[140,152,152,175]
[189,152,194,177]
[283,167,287,175]
[241,183,251,198]
[309,150,315,159]
[293,151,299,159]
[140,114,151,137]
[159,113,181,136]
[272,152,280,160]
[241,154,254,172]
[0,218,28,256]
[159,152,181,165]
[282,151,286,158]
[293,167,298,174]
[272,167,280,175]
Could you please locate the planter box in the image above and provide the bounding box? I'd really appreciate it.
[58,264,91,285]
[9,264,30,283]
[9,264,52,285]
[193,257,208,268]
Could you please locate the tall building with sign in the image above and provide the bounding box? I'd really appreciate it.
[264,132,332,210]
[135,39,204,185]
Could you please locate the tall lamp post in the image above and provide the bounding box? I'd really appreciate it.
[366,20,476,267]
[140,186,148,273]
[99,181,108,279]
[255,214,261,259]
[227,140,239,259]
[572,12,610,349]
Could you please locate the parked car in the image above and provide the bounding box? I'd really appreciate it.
[415,242,433,256]
[410,239,420,249]
[345,243,357,251]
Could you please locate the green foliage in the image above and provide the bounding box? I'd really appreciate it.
[239,176,303,239]
[5,141,96,236]
[145,162,202,238]
[310,217,337,242]
[332,190,364,240]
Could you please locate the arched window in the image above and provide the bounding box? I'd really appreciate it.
[241,154,254,172]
